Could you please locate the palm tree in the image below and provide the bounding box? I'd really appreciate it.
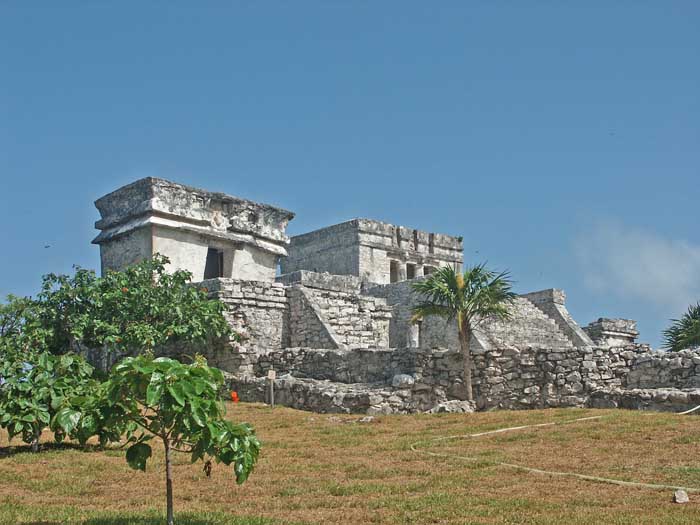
[663,302,700,352]
[411,264,516,402]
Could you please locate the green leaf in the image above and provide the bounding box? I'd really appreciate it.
[50,395,64,411]
[55,407,81,433]
[125,442,152,471]
[146,377,164,406]
[167,383,186,406]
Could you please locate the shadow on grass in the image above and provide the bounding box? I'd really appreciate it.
[81,513,279,525]
[0,441,107,458]
[79,514,278,525]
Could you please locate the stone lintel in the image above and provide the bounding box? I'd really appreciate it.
[276,270,362,294]
[93,177,294,252]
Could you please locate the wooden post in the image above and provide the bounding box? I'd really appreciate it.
[267,368,276,408]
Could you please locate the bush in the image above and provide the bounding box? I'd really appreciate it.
[0,347,100,451]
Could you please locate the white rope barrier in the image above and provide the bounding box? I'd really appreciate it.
[410,413,700,493]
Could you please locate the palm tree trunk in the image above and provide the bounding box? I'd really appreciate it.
[458,323,474,402]
[164,438,174,525]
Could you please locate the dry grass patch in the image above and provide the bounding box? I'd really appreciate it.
[1,404,700,524]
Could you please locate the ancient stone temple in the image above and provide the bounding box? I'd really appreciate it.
[91,178,700,415]
[93,178,294,281]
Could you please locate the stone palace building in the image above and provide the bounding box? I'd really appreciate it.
[90,177,700,414]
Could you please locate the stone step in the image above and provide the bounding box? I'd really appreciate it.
[481,297,574,349]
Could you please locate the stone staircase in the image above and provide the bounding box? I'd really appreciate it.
[303,288,391,348]
[482,297,575,349]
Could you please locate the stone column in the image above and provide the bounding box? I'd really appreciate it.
[398,264,407,281]
[408,321,421,348]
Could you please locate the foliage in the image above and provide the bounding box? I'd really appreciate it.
[29,254,234,357]
[663,302,700,352]
[0,254,237,457]
[0,346,100,450]
[98,353,260,524]
[411,264,516,401]
[411,264,516,327]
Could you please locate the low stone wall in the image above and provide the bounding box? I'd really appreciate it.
[588,388,700,413]
[622,348,700,389]
[250,347,409,384]
[228,375,421,414]
[225,343,700,414]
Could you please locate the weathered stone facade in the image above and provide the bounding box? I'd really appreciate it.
[91,178,700,415]
[93,178,294,281]
[280,219,464,284]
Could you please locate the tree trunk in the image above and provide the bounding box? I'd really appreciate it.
[30,436,39,453]
[164,439,174,525]
[458,323,474,402]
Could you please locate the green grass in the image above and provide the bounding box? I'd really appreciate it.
[2,404,700,524]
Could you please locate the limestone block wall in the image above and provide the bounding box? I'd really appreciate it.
[200,278,288,370]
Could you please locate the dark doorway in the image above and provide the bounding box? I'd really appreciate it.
[204,248,224,279]
[390,260,399,283]
[406,263,416,280]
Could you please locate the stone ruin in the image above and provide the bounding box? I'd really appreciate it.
[91,177,700,414]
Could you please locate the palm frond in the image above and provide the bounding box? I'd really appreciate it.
[663,302,700,351]
[411,303,454,323]
[411,263,515,328]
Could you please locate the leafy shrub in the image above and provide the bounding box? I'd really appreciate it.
[31,254,234,357]
[0,347,100,451]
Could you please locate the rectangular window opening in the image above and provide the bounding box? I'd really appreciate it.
[204,248,224,279]
[406,263,416,280]
[428,233,435,254]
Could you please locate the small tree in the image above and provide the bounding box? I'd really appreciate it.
[31,254,234,359]
[98,353,260,525]
[663,302,700,352]
[411,264,516,402]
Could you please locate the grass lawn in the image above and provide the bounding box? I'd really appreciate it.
[2,404,700,524]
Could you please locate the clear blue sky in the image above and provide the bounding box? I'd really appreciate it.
[1,2,698,347]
